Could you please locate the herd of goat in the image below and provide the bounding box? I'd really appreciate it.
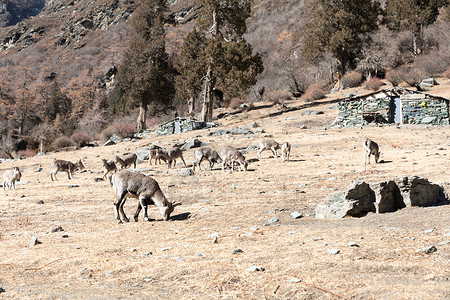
[2,138,380,223]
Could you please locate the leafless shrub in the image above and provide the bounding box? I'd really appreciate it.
[229,98,245,109]
[100,120,137,141]
[52,136,76,150]
[265,90,291,104]
[413,52,450,76]
[71,132,93,147]
[17,148,38,158]
[341,71,363,89]
[386,69,406,87]
[363,78,384,91]
[404,68,426,89]
[301,83,327,102]
[443,67,450,79]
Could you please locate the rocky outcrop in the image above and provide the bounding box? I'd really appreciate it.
[315,177,449,219]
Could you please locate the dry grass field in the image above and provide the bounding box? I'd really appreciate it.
[1,81,449,299]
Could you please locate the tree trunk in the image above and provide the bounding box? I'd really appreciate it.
[137,104,147,131]
[39,139,44,153]
[412,27,423,56]
[188,96,195,115]
[201,65,213,122]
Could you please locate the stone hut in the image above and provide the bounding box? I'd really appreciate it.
[332,87,449,127]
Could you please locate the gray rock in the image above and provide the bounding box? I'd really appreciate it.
[195,253,203,257]
[178,168,194,177]
[438,241,450,245]
[268,217,279,224]
[61,234,69,238]
[315,182,376,219]
[420,245,437,254]
[326,249,340,255]
[135,147,150,163]
[246,266,265,272]
[144,252,152,255]
[290,212,303,219]
[94,177,104,182]
[29,236,40,247]
[301,110,324,116]
[231,249,244,254]
[176,256,185,262]
[347,242,359,247]
[180,138,203,150]
[37,200,44,205]
[161,247,173,252]
[68,184,80,188]
[395,176,448,207]
[51,226,64,233]
[289,277,302,283]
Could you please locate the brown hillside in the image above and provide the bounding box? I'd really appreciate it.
[0,81,449,298]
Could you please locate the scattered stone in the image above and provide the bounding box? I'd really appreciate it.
[161,247,173,252]
[444,232,450,237]
[180,138,204,150]
[144,278,152,283]
[144,252,152,256]
[250,226,259,232]
[129,248,137,252]
[176,256,185,262]
[246,266,265,272]
[61,234,69,238]
[268,217,279,224]
[37,200,44,205]
[105,271,113,277]
[301,110,324,116]
[438,241,450,245]
[289,277,302,283]
[177,168,195,177]
[29,236,41,247]
[68,184,80,188]
[213,236,218,244]
[424,229,435,234]
[52,227,64,235]
[195,253,203,257]
[35,167,43,172]
[347,242,359,247]
[420,245,437,254]
[231,249,244,254]
[326,249,340,255]
[0,286,5,293]
[290,212,303,219]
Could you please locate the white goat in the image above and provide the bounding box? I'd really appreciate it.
[2,167,22,190]
[363,138,380,164]
[111,170,181,223]
[281,142,291,162]
[155,147,187,168]
[115,153,137,169]
[50,159,85,181]
[219,146,248,172]
[192,147,222,171]
[258,140,281,158]
[101,159,117,179]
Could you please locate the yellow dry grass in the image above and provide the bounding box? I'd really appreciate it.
[1,79,449,299]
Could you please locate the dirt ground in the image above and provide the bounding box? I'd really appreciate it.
[1,80,449,299]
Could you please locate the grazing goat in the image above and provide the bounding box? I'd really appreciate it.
[363,138,380,164]
[156,147,187,168]
[192,147,222,171]
[258,140,281,158]
[116,153,137,169]
[281,142,291,162]
[101,159,117,179]
[50,159,85,181]
[111,170,181,223]
[3,167,21,190]
[219,146,248,172]
[148,146,166,165]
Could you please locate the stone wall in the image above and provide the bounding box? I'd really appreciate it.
[401,95,449,125]
[333,95,391,127]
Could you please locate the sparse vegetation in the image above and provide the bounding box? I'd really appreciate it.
[363,77,384,91]
[301,83,327,102]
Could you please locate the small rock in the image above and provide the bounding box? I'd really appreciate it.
[177,168,194,177]
[268,217,279,224]
[0,286,5,293]
[51,226,64,233]
[438,241,450,245]
[37,200,44,205]
[246,266,265,272]
[143,277,152,283]
[176,257,185,262]
[326,249,340,255]
[94,178,104,182]
[213,236,218,244]
[105,271,113,277]
[195,253,203,257]
[347,242,359,247]
[61,234,69,238]
[420,245,437,254]
[29,236,41,247]
[444,232,450,237]
[68,184,80,188]
[424,229,435,234]
[290,212,303,219]
[161,247,173,252]
[144,252,153,255]
[129,248,137,252]
[289,277,302,283]
[231,249,244,254]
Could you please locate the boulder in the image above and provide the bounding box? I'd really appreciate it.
[180,138,204,151]
[135,147,150,163]
[372,180,405,213]
[395,176,448,207]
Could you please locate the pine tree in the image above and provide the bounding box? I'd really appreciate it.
[384,0,448,56]
[301,0,380,77]
[177,0,263,122]
[113,0,175,130]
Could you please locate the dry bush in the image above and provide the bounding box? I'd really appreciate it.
[443,67,450,79]
[363,78,384,91]
[265,90,291,104]
[52,136,76,150]
[71,132,93,147]
[228,98,245,109]
[413,52,450,76]
[386,69,406,86]
[404,68,425,88]
[100,121,137,141]
[341,71,362,89]
[17,148,37,158]
[301,83,327,102]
